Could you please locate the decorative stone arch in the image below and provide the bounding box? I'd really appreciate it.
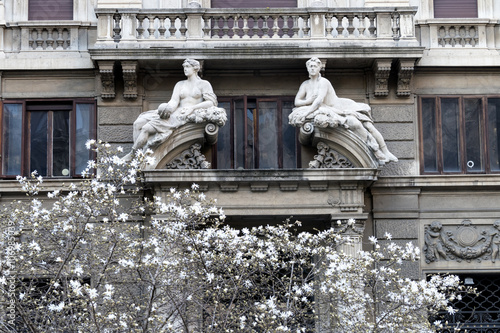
[299,123,381,169]
[144,122,219,170]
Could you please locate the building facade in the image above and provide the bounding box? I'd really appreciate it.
[1,0,500,330]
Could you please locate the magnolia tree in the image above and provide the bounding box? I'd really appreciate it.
[0,141,470,333]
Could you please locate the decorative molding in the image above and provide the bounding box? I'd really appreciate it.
[98,61,115,99]
[396,59,415,97]
[373,59,392,97]
[333,218,366,236]
[165,143,211,169]
[122,61,138,99]
[309,141,354,169]
[424,220,500,264]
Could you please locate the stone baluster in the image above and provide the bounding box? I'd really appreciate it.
[157,16,167,39]
[271,15,280,38]
[242,15,250,39]
[202,16,211,38]
[56,28,64,49]
[148,16,156,39]
[450,26,458,47]
[367,13,376,37]
[336,15,344,37]
[28,29,34,49]
[301,15,310,37]
[233,15,241,38]
[262,15,270,38]
[464,26,472,46]
[391,11,400,41]
[281,15,290,38]
[136,15,145,39]
[35,28,44,50]
[346,14,355,37]
[179,16,187,38]
[212,16,221,38]
[168,16,177,39]
[46,29,55,49]
[325,14,333,38]
[112,12,122,41]
[357,14,366,37]
[471,26,478,46]
[443,26,451,47]
[251,16,260,38]
[221,15,230,38]
[291,15,300,38]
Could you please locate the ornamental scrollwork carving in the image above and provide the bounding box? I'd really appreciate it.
[165,143,210,170]
[424,219,500,264]
[309,142,354,169]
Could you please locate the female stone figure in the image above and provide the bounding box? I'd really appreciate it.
[289,57,397,163]
[124,58,226,160]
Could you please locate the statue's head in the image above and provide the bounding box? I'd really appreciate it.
[430,221,442,231]
[183,58,201,73]
[494,220,500,229]
[306,57,322,69]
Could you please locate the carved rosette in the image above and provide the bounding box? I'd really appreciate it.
[373,59,392,97]
[424,219,500,264]
[309,141,354,169]
[166,143,211,169]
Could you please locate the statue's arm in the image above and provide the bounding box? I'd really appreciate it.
[180,81,217,115]
[308,80,329,112]
[158,82,182,118]
[294,83,310,107]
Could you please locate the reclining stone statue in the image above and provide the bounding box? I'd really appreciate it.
[289,57,397,163]
[124,58,227,161]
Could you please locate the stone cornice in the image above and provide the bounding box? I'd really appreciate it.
[372,175,500,189]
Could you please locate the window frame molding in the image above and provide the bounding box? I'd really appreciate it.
[418,94,500,175]
[0,98,97,179]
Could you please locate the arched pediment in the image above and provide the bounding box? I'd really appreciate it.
[300,123,382,169]
[144,123,219,170]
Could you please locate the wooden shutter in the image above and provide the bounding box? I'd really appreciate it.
[434,0,477,18]
[211,0,297,8]
[29,0,73,20]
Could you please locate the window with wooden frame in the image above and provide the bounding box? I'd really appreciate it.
[1,99,96,178]
[433,0,478,18]
[419,96,500,174]
[215,96,299,169]
[29,0,73,20]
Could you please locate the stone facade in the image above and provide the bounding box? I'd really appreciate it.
[1,0,500,329]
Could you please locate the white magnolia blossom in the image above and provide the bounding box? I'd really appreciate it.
[0,141,473,333]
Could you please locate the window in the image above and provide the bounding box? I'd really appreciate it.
[419,96,500,174]
[215,97,299,169]
[28,0,73,20]
[1,100,96,177]
[433,0,478,18]
[211,0,297,8]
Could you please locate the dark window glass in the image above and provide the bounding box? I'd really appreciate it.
[488,98,500,172]
[421,98,438,172]
[30,111,48,176]
[75,103,95,174]
[52,111,70,176]
[2,104,23,176]
[464,98,483,172]
[216,96,297,169]
[441,98,460,172]
[215,101,232,169]
[420,96,500,174]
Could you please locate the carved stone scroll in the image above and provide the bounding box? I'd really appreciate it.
[424,219,500,264]
[309,142,354,169]
[396,59,415,97]
[98,61,115,99]
[165,143,210,169]
[122,61,138,99]
[373,59,392,97]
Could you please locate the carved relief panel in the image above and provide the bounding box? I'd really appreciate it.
[423,219,500,264]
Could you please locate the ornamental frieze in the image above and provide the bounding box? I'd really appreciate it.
[423,220,500,264]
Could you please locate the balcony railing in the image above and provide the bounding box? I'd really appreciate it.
[94,7,418,45]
